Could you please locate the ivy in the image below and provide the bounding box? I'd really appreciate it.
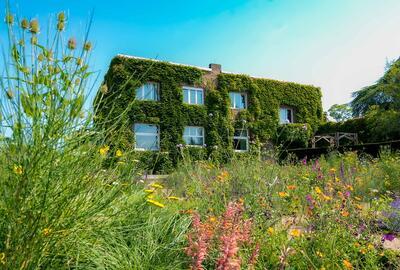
[94,56,323,172]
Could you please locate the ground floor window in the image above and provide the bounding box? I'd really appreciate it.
[134,123,159,150]
[183,126,204,146]
[233,129,248,152]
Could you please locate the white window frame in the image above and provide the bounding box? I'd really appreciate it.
[229,92,247,109]
[233,129,249,152]
[135,82,160,101]
[183,126,205,147]
[183,86,204,105]
[279,106,294,124]
[134,123,160,151]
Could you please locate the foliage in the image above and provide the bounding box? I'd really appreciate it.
[352,58,400,116]
[94,56,323,172]
[328,103,353,122]
[274,123,312,149]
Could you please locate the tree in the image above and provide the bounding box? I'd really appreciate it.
[351,58,400,116]
[328,104,352,122]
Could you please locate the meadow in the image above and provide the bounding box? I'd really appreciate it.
[1,10,400,270]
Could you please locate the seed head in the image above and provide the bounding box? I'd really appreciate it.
[38,54,44,61]
[5,13,14,25]
[18,39,25,46]
[29,19,40,34]
[57,21,65,32]
[100,84,108,94]
[76,58,82,66]
[57,12,66,22]
[83,41,92,51]
[67,38,76,50]
[21,18,29,29]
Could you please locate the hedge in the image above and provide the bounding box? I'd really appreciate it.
[94,55,323,172]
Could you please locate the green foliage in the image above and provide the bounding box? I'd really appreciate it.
[94,56,323,172]
[352,58,400,116]
[274,123,312,149]
[328,103,352,122]
[364,106,400,142]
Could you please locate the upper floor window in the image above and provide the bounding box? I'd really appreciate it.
[183,126,204,146]
[279,107,294,124]
[229,92,247,109]
[134,123,159,151]
[233,129,249,152]
[183,86,204,105]
[136,82,159,101]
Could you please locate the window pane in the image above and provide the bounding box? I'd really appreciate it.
[183,136,191,145]
[235,93,243,109]
[190,90,197,104]
[135,86,143,100]
[234,129,247,137]
[135,124,157,134]
[229,92,235,108]
[196,90,203,105]
[183,89,189,103]
[143,84,153,100]
[240,94,246,108]
[183,127,190,136]
[279,108,287,123]
[287,109,292,123]
[191,137,203,145]
[197,127,203,136]
[136,134,158,150]
[233,138,248,151]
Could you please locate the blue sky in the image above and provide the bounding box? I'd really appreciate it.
[7,0,400,110]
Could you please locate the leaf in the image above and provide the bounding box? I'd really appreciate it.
[21,94,34,117]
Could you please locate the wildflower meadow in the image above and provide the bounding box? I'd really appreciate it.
[1,7,400,270]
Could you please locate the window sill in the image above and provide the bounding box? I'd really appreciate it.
[234,149,249,153]
[134,148,159,152]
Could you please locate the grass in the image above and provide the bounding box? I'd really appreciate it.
[1,7,400,270]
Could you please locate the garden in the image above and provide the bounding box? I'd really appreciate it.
[1,7,400,270]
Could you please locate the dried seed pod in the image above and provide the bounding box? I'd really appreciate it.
[57,21,65,31]
[29,19,40,34]
[30,36,38,45]
[6,89,14,99]
[5,13,14,25]
[21,18,29,29]
[57,12,66,22]
[84,42,92,51]
[67,38,76,50]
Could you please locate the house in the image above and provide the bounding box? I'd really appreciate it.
[95,55,323,172]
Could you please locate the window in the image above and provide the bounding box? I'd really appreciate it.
[229,92,247,109]
[134,124,159,150]
[136,82,159,101]
[233,129,248,152]
[183,126,204,146]
[279,107,294,124]
[183,86,204,105]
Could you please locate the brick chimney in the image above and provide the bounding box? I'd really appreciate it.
[209,63,221,74]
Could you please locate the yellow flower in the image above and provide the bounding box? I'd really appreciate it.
[146,199,165,208]
[322,195,332,201]
[278,192,289,198]
[99,145,109,156]
[150,183,163,189]
[315,187,322,194]
[287,185,296,190]
[146,194,155,199]
[354,242,360,247]
[13,164,23,175]
[360,248,367,254]
[316,251,324,258]
[42,228,52,236]
[329,168,336,174]
[354,196,362,201]
[115,149,123,157]
[355,204,363,210]
[367,243,374,250]
[346,185,354,191]
[289,228,302,237]
[343,259,353,269]
[208,216,217,223]
[144,189,154,193]
[341,210,350,217]
[267,227,275,235]
[167,196,180,201]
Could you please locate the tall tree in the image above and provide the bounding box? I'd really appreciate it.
[351,58,400,116]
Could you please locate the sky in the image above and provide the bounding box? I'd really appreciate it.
[5,0,400,110]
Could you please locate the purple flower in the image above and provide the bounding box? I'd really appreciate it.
[302,157,307,165]
[344,191,351,198]
[306,194,314,209]
[390,198,400,210]
[382,234,396,242]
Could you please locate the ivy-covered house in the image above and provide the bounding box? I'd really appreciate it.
[95,54,323,172]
